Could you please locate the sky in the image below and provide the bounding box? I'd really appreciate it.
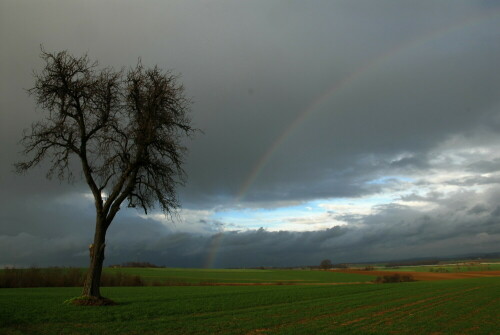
[1,0,500,268]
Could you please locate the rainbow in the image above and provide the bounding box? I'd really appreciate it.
[203,232,224,268]
[204,10,500,268]
[235,10,500,203]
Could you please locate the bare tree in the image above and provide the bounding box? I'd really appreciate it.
[16,49,195,302]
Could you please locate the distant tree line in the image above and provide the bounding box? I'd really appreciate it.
[109,262,165,268]
[248,263,350,270]
[384,260,440,268]
[0,267,143,288]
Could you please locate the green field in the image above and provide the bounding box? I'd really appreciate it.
[104,267,375,284]
[1,277,499,334]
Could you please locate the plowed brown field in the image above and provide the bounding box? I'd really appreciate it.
[334,269,500,281]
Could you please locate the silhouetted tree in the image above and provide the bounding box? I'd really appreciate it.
[16,49,195,302]
[320,259,333,270]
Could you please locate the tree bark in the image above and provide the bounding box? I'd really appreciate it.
[82,216,107,298]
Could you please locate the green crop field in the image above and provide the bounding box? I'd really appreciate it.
[103,267,375,284]
[1,277,498,334]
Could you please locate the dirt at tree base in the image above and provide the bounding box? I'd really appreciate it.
[67,296,117,306]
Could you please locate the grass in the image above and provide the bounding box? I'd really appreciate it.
[1,277,498,334]
[103,267,375,284]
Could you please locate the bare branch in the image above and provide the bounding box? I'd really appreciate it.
[17,48,196,228]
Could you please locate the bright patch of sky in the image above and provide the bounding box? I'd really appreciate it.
[367,176,415,185]
[211,195,396,232]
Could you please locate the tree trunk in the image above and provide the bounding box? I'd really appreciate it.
[82,217,107,298]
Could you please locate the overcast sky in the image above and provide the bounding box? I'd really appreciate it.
[1,1,500,268]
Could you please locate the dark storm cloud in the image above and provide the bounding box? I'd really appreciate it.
[1,1,500,266]
[2,185,499,267]
[446,175,500,186]
[399,191,443,203]
[467,158,500,173]
[2,1,500,205]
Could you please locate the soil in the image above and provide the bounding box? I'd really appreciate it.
[67,296,117,306]
[333,269,500,281]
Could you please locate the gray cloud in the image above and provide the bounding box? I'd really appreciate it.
[2,184,500,267]
[467,158,500,173]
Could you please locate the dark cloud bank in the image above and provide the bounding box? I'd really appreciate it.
[2,184,499,267]
[1,1,500,267]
